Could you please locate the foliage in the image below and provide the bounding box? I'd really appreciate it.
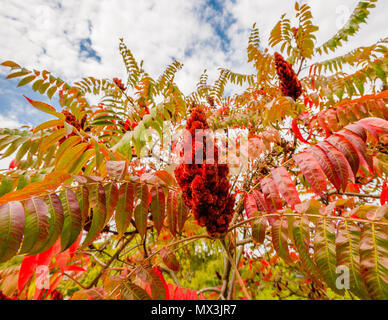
[0,1,387,300]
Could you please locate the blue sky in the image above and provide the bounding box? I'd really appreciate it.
[0,0,387,168]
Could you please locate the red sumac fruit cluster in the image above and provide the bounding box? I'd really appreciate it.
[174,107,235,236]
[274,52,302,100]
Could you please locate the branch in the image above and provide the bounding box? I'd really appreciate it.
[327,191,381,199]
[220,239,251,300]
[160,266,181,287]
[198,287,221,294]
[227,245,244,299]
[87,234,136,289]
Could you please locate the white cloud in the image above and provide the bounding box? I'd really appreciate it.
[0,0,386,97]
[0,157,11,170]
[0,114,22,128]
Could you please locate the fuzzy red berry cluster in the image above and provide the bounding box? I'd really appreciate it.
[113,77,126,91]
[274,52,302,100]
[58,109,85,144]
[62,109,82,131]
[174,106,235,236]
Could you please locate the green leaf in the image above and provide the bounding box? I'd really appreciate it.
[150,186,165,235]
[252,217,268,244]
[17,75,36,87]
[359,220,388,299]
[115,182,134,237]
[19,197,50,255]
[82,184,107,248]
[121,280,151,300]
[0,201,25,263]
[292,214,321,283]
[60,188,82,251]
[38,193,64,253]
[314,216,342,294]
[271,216,292,263]
[134,184,149,240]
[336,219,369,299]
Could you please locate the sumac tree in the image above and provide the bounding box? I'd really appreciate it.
[0,0,387,300]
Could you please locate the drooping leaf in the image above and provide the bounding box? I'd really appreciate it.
[326,134,360,175]
[314,215,342,294]
[252,217,268,244]
[293,152,327,195]
[271,167,301,208]
[134,184,149,240]
[0,201,25,263]
[19,197,50,255]
[336,219,369,299]
[244,193,258,220]
[60,189,82,251]
[260,177,282,212]
[150,186,165,235]
[252,190,271,213]
[317,141,353,192]
[160,246,180,271]
[115,182,134,237]
[137,266,167,300]
[291,214,321,283]
[359,220,388,299]
[121,280,151,300]
[166,190,178,237]
[82,184,107,248]
[106,161,127,180]
[271,216,292,263]
[39,194,64,253]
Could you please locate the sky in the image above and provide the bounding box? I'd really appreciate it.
[0,0,387,168]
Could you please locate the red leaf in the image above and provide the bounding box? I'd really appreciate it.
[260,177,282,212]
[271,167,301,208]
[309,145,341,191]
[317,142,353,192]
[343,123,367,141]
[357,117,388,135]
[18,255,38,293]
[337,130,373,173]
[292,118,309,143]
[166,191,178,237]
[252,190,270,213]
[150,186,166,235]
[293,152,327,195]
[381,182,388,205]
[160,247,180,271]
[244,193,258,219]
[326,134,360,175]
[63,265,86,272]
[317,112,331,138]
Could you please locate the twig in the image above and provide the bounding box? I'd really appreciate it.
[160,266,181,287]
[87,234,136,289]
[198,287,221,294]
[220,239,251,300]
[63,272,88,289]
[327,191,380,199]
[81,251,107,268]
[297,57,306,76]
[227,246,244,299]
